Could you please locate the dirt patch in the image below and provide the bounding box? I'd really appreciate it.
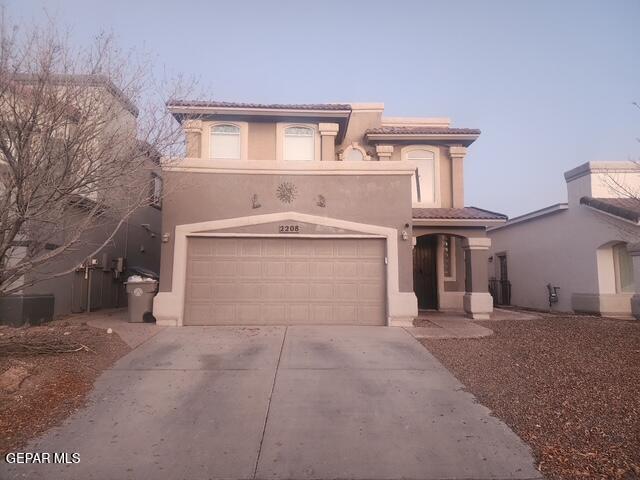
[0,322,130,455]
[421,314,640,480]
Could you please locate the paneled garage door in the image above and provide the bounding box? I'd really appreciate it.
[184,237,386,325]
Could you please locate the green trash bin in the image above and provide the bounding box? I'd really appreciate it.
[125,279,158,323]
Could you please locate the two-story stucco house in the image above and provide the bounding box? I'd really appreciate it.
[153,101,506,327]
[0,74,162,323]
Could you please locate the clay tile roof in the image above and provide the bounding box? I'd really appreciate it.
[580,196,640,223]
[166,99,352,111]
[366,126,481,135]
[412,207,507,221]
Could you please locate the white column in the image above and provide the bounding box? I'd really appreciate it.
[449,145,466,208]
[462,237,493,320]
[319,123,339,161]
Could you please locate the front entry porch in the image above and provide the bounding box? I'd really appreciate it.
[412,227,494,320]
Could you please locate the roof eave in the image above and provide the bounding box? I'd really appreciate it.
[168,104,351,118]
[366,133,480,145]
[582,204,640,226]
[412,218,506,227]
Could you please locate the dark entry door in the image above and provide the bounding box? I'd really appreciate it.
[413,235,438,309]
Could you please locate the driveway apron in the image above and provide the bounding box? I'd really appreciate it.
[1,325,541,480]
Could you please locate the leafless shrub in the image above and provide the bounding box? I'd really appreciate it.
[0,13,193,295]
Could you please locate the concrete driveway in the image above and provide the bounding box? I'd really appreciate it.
[1,326,541,480]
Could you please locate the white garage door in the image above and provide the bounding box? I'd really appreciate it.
[184,237,386,325]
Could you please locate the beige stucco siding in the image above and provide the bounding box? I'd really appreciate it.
[488,205,637,314]
[159,171,414,294]
[248,122,276,160]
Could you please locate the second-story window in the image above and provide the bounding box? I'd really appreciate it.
[210,124,241,160]
[407,148,436,204]
[284,126,314,161]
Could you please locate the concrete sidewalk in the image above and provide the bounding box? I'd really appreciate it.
[1,325,542,480]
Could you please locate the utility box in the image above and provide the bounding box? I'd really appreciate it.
[125,280,158,323]
[0,295,55,327]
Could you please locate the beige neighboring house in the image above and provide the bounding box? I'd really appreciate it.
[488,161,640,318]
[153,100,506,327]
[0,75,162,320]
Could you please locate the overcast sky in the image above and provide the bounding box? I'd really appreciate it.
[8,0,640,217]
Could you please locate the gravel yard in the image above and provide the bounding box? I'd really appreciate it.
[421,314,640,480]
[0,321,130,455]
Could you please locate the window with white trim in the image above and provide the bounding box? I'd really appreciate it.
[284,126,314,161]
[210,124,241,160]
[407,149,436,204]
[613,243,635,293]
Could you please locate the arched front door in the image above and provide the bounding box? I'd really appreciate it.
[413,235,438,310]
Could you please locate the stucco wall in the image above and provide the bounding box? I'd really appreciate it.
[487,204,638,313]
[159,171,414,293]
[248,122,276,160]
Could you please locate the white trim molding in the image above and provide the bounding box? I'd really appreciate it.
[276,122,322,162]
[153,211,418,327]
[401,145,441,207]
[204,121,249,161]
[162,159,416,176]
[339,142,371,161]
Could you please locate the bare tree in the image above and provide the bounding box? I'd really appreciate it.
[0,14,189,296]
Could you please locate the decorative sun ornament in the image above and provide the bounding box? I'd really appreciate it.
[276,182,297,204]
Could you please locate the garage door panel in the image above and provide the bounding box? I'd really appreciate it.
[358,240,383,257]
[187,303,212,321]
[213,261,237,276]
[359,261,384,278]
[263,239,286,256]
[262,283,287,300]
[311,263,334,278]
[334,305,358,322]
[288,304,310,323]
[333,262,359,278]
[287,261,311,277]
[264,261,287,277]
[188,282,211,300]
[334,239,358,257]
[358,283,381,300]
[334,283,359,300]
[240,261,262,277]
[241,239,262,256]
[310,283,333,300]
[237,304,261,322]
[212,241,237,256]
[309,239,333,256]
[184,237,385,326]
[288,241,314,257]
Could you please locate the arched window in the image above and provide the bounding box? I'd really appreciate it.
[210,124,240,160]
[340,143,370,162]
[284,126,314,161]
[406,148,436,204]
[346,148,364,161]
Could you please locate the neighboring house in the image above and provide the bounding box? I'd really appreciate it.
[0,75,162,321]
[487,161,640,318]
[153,100,505,327]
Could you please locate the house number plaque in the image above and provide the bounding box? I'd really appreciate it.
[278,224,301,233]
